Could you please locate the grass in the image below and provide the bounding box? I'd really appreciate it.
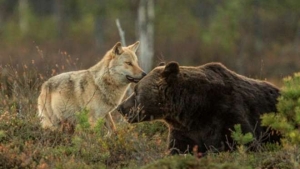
[0,53,299,169]
[0,107,168,168]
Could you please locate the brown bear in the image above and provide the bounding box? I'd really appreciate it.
[118,61,281,155]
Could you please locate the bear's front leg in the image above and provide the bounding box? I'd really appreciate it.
[168,129,205,155]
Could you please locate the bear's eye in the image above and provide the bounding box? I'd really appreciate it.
[126,62,133,66]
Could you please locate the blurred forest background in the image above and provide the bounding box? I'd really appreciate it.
[0,0,299,85]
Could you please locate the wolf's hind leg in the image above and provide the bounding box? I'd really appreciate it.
[40,117,57,130]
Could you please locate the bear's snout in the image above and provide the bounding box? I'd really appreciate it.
[117,105,125,115]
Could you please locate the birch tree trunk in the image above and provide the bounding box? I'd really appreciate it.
[138,0,154,73]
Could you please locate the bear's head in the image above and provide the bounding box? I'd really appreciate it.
[117,61,181,123]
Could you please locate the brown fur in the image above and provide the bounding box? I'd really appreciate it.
[118,61,281,154]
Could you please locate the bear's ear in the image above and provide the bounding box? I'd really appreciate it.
[162,61,180,83]
[112,42,124,56]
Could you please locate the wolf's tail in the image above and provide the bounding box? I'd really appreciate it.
[37,82,55,129]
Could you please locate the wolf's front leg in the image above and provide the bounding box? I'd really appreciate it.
[105,112,116,136]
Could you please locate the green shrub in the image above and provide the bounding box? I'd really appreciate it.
[262,72,300,145]
[230,124,254,154]
[75,108,91,132]
[231,124,254,146]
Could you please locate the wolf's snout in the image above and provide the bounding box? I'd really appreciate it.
[126,71,146,83]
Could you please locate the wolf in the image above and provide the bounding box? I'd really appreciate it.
[37,41,146,133]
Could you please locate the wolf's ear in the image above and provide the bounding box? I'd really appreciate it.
[162,61,180,84]
[128,41,140,53]
[112,42,124,56]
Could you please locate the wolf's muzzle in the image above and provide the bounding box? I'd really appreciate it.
[126,72,147,83]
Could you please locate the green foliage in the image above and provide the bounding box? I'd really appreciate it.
[134,121,168,137]
[142,155,204,169]
[1,6,57,43]
[231,124,254,146]
[0,130,5,141]
[230,124,254,154]
[143,150,295,169]
[206,0,244,53]
[93,115,106,136]
[262,72,300,145]
[75,108,91,131]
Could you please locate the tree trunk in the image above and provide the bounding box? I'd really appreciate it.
[116,19,126,46]
[138,0,154,73]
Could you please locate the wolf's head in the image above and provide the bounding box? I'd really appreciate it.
[108,41,147,84]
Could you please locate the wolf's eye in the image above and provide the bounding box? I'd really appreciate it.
[126,62,133,66]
